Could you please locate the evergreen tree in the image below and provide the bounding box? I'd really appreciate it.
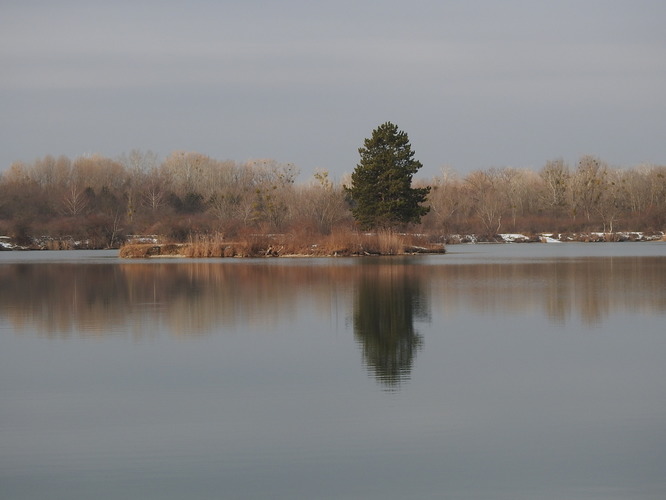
[347,122,430,229]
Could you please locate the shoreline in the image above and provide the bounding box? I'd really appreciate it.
[2,231,664,256]
[118,231,665,259]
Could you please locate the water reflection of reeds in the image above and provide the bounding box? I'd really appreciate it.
[1,257,665,339]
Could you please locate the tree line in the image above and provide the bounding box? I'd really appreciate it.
[1,149,664,248]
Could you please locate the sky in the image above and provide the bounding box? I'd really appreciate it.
[2,0,665,181]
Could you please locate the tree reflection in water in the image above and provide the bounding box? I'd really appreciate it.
[3,253,666,385]
[352,263,429,388]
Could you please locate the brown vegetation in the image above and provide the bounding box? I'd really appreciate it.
[119,230,446,258]
[1,150,665,251]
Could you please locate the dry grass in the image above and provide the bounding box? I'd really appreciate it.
[183,234,230,257]
[119,230,446,259]
[376,229,403,255]
[44,239,75,250]
[119,243,184,258]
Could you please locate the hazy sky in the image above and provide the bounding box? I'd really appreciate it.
[2,0,665,180]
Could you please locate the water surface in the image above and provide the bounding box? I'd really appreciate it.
[1,243,665,499]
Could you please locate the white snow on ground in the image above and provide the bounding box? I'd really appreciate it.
[499,232,663,243]
[499,233,563,243]
[126,235,160,244]
[0,236,14,249]
[499,234,535,242]
[500,234,525,242]
[586,232,663,241]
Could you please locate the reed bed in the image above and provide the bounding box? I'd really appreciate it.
[119,230,445,258]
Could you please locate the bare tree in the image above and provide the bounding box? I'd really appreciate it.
[141,167,168,213]
[30,155,72,191]
[464,170,505,235]
[296,170,349,234]
[540,158,571,215]
[62,185,88,216]
[423,168,462,233]
[571,155,607,222]
[595,167,629,233]
[496,168,532,230]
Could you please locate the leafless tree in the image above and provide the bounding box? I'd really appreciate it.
[62,185,88,216]
[571,155,607,221]
[539,158,571,215]
[464,170,506,235]
[296,170,350,234]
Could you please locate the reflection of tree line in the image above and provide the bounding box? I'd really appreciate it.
[0,263,131,337]
[0,262,349,338]
[2,259,665,334]
[1,257,665,384]
[428,257,666,325]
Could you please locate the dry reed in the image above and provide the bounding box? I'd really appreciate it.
[119,229,445,258]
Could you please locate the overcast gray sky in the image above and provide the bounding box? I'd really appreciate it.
[2,0,665,181]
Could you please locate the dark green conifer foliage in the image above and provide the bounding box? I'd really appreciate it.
[347,122,430,229]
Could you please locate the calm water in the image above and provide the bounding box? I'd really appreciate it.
[1,243,665,499]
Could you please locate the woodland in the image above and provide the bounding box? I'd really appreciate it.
[0,150,665,250]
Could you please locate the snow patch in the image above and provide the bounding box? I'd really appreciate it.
[499,234,531,243]
[0,236,14,250]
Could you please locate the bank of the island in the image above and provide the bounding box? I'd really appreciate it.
[117,230,665,259]
[118,232,447,258]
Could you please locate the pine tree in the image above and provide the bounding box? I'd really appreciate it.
[347,122,430,229]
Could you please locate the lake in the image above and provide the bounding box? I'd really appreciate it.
[1,243,665,500]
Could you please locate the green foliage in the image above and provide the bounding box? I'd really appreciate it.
[347,122,430,229]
